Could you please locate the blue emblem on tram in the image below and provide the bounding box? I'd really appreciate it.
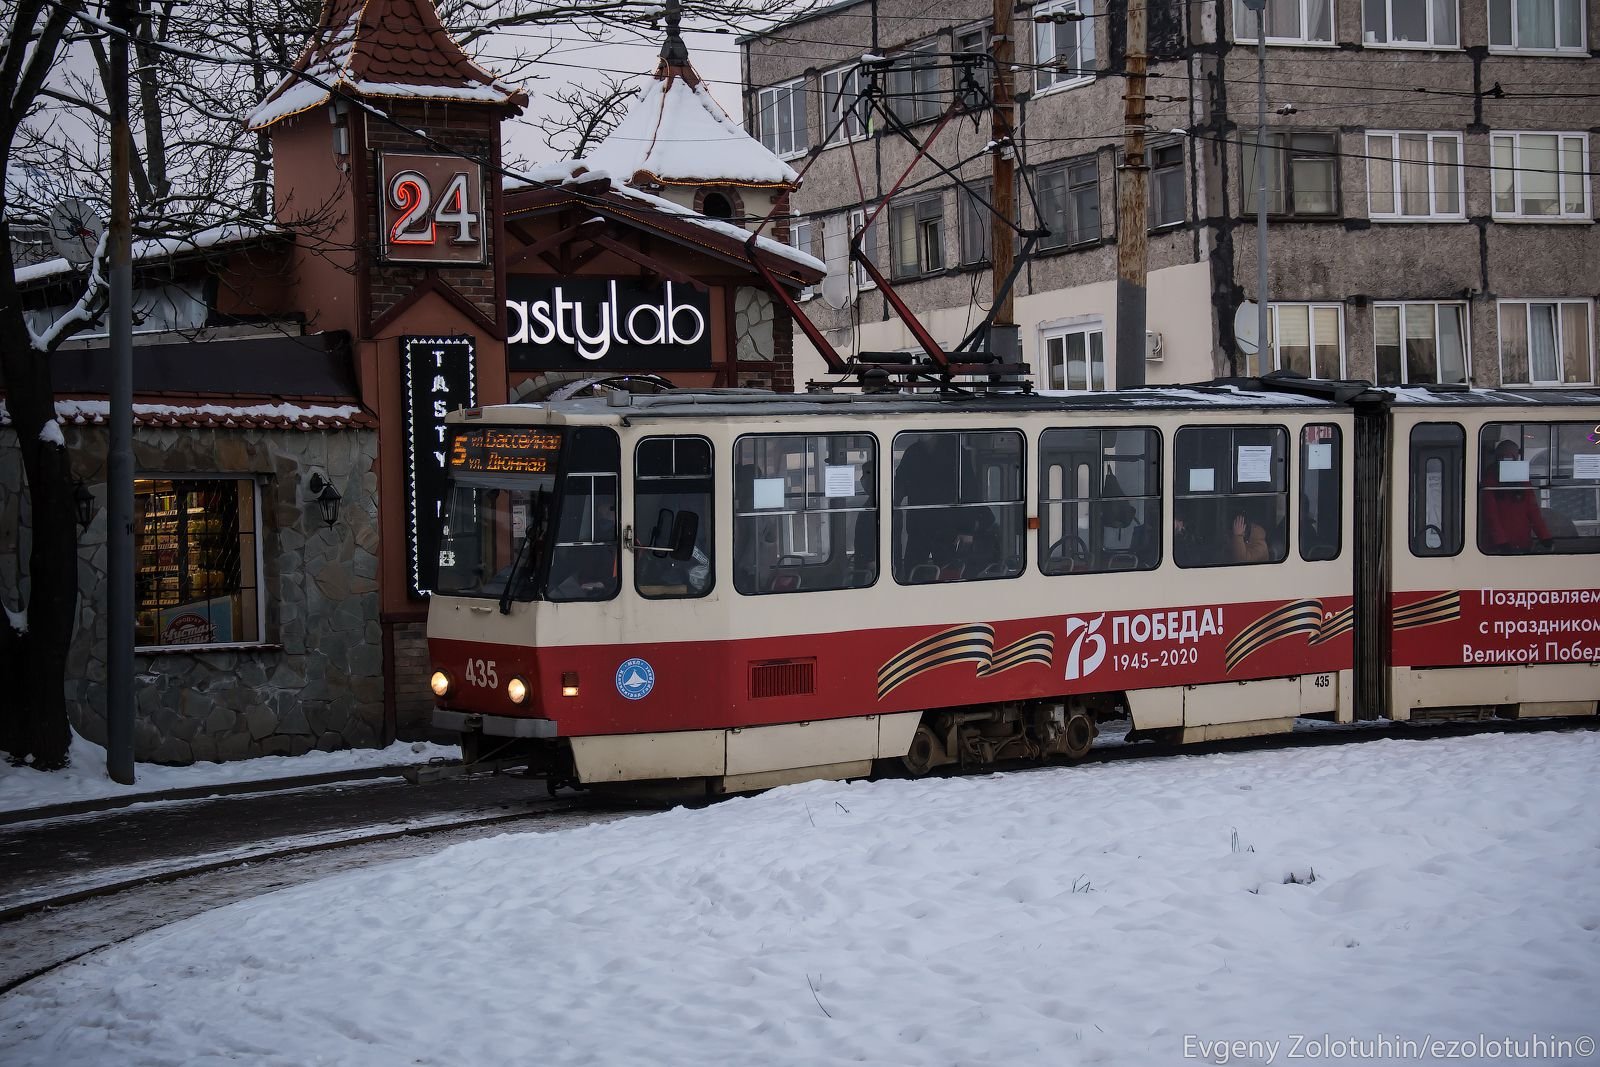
[615,658,656,700]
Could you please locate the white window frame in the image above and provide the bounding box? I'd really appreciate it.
[1490,131,1591,221]
[1034,0,1097,94]
[1149,142,1186,229]
[790,216,816,300]
[848,207,878,290]
[821,65,869,146]
[1366,131,1466,221]
[1362,0,1461,46]
[1497,299,1595,386]
[1268,303,1346,378]
[1234,0,1336,44]
[1040,321,1107,391]
[756,79,808,159]
[1488,0,1587,52]
[1374,301,1471,385]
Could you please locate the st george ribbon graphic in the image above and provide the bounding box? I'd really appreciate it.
[877,624,1055,700]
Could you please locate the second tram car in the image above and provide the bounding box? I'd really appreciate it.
[425,380,1600,791]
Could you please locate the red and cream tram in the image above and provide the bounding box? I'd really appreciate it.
[425,380,1600,792]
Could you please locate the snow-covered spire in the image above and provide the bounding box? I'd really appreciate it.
[582,5,798,195]
[247,0,527,131]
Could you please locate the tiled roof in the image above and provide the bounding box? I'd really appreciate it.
[248,0,527,130]
[22,397,379,432]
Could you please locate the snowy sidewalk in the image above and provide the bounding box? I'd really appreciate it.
[0,733,460,821]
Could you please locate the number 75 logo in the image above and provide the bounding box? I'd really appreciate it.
[1064,614,1107,681]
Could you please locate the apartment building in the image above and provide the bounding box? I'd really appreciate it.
[740,0,1598,390]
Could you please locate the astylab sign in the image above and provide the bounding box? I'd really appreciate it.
[506,277,712,371]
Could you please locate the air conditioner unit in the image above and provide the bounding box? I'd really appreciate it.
[1145,330,1164,362]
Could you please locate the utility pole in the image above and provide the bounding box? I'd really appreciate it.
[106,0,135,784]
[1115,0,1149,389]
[988,0,1019,363]
[1245,0,1270,377]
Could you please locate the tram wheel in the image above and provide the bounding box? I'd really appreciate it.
[901,724,945,777]
[1058,713,1096,761]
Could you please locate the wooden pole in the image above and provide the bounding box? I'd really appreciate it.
[989,0,1017,358]
[1114,0,1149,389]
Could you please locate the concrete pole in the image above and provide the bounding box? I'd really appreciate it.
[1253,0,1270,377]
[105,0,135,784]
[1115,0,1149,389]
[990,0,1018,360]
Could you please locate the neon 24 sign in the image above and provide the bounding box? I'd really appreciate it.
[380,153,484,264]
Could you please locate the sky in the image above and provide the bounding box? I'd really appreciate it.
[4,729,1597,1064]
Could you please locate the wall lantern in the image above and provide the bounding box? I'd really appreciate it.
[73,479,97,529]
[308,473,342,528]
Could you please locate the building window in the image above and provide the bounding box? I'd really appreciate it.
[1269,303,1344,378]
[1041,322,1107,390]
[1498,299,1594,386]
[1363,0,1459,45]
[733,434,878,594]
[1039,427,1162,574]
[1034,0,1096,92]
[1149,143,1186,228]
[1243,132,1338,217]
[1489,0,1586,50]
[887,44,942,125]
[1366,132,1464,219]
[1172,425,1289,568]
[848,207,879,289]
[1234,0,1334,42]
[135,478,261,648]
[633,436,714,599]
[1038,157,1101,249]
[790,216,815,300]
[1409,423,1464,556]
[1374,302,1468,385]
[958,180,993,265]
[821,65,869,144]
[701,191,734,219]
[955,25,990,109]
[1491,132,1590,220]
[1479,422,1600,555]
[756,79,808,158]
[890,197,945,279]
[891,430,1026,584]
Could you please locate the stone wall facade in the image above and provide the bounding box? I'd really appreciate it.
[2,421,385,763]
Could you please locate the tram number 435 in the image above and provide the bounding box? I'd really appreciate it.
[464,658,499,689]
[1312,674,1332,688]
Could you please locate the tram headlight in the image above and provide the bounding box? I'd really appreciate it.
[430,670,453,698]
[507,676,529,705]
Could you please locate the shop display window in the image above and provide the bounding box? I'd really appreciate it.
[135,478,261,647]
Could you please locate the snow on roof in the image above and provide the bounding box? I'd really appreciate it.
[582,74,799,188]
[0,399,376,432]
[13,224,276,287]
[505,164,824,277]
[247,0,526,130]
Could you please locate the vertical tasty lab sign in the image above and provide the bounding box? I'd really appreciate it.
[403,336,477,598]
[505,276,713,370]
[380,152,485,265]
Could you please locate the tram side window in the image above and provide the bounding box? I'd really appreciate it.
[1299,424,1342,562]
[892,430,1025,584]
[1171,425,1288,568]
[547,428,621,602]
[1479,422,1600,555]
[634,436,714,598]
[733,433,878,594]
[1408,423,1464,556]
[1038,427,1161,575]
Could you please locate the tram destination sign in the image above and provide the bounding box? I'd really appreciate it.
[449,427,563,474]
[506,276,712,371]
[402,336,477,599]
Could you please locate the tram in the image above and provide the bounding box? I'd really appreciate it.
[425,378,1600,792]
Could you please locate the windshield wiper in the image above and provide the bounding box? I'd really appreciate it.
[498,487,548,615]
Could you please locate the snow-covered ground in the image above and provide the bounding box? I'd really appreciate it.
[0,733,459,816]
[3,731,1596,1065]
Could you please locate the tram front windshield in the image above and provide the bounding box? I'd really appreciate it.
[435,425,620,603]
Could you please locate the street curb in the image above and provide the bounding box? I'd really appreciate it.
[0,762,461,827]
